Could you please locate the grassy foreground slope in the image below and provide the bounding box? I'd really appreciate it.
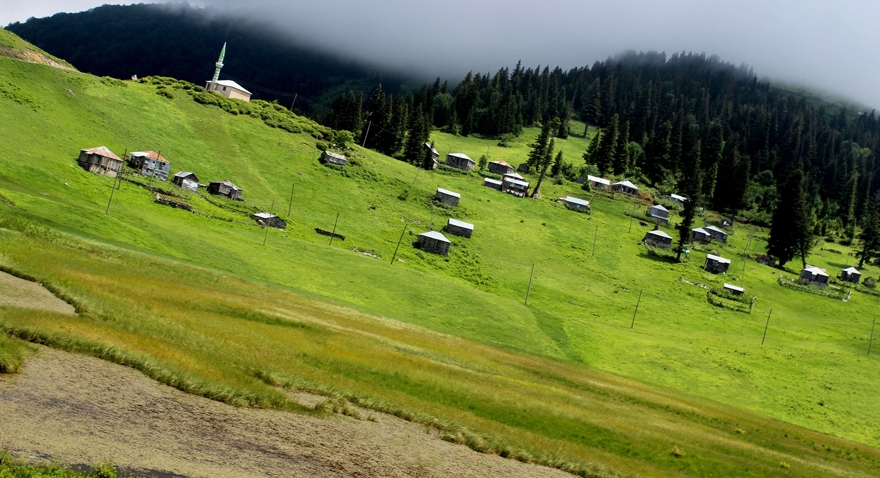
[0,30,879,475]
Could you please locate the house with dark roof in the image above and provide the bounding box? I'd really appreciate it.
[418,231,451,255]
[78,146,122,177]
[705,225,728,243]
[208,180,242,200]
[172,172,199,191]
[251,212,286,229]
[488,160,515,176]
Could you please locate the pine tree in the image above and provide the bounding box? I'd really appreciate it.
[612,120,630,175]
[858,191,880,268]
[551,150,564,177]
[583,129,601,166]
[594,114,619,176]
[527,120,552,169]
[531,139,555,198]
[403,107,428,164]
[676,141,702,261]
[768,169,812,268]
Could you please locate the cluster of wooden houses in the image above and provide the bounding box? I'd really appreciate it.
[415,186,475,255]
[78,146,243,200]
[483,165,530,198]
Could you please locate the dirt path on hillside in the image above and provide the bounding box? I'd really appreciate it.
[0,346,571,478]
[0,271,76,314]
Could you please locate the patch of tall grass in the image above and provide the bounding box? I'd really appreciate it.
[0,450,121,478]
[0,335,32,373]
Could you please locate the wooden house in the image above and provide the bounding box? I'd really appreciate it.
[445,152,475,171]
[172,171,199,191]
[840,266,861,284]
[517,163,530,173]
[488,160,515,176]
[612,180,639,197]
[251,212,286,229]
[435,187,461,206]
[559,196,590,212]
[208,180,243,200]
[320,150,347,166]
[446,218,474,238]
[587,175,611,190]
[669,193,687,203]
[422,143,440,170]
[704,254,731,273]
[128,151,171,181]
[78,146,122,177]
[483,178,503,190]
[705,225,728,243]
[643,229,673,248]
[418,230,451,255]
[800,265,829,288]
[691,227,711,244]
[723,283,745,296]
[205,80,251,101]
[646,204,670,224]
[502,177,529,197]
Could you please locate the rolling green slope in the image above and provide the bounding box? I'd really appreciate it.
[2,30,880,476]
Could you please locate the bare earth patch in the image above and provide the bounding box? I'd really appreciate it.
[0,346,571,478]
[0,271,75,314]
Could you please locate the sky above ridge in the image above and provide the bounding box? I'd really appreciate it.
[3,0,880,109]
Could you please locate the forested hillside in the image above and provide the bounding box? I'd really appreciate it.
[5,4,411,109]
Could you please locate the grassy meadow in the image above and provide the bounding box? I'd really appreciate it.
[1,30,880,476]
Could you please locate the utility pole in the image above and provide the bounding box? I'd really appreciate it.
[631,289,643,328]
[525,263,535,305]
[390,223,408,265]
[329,212,340,245]
[869,317,877,356]
[591,224,599,258]
[741,228,753,277]
[628,196,637,233]
[105,171,121,215]
[361,121,372,148]
[762,309,773,345]
[289,93,297,111]
[287,183,294,216]
[263,199,274,246]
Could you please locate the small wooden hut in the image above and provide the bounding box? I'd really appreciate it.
[517,163,530,173]
[559,196,590,212]
[483,178,503,190]
[208,180,243,200]
[705,225,728,243]
[669,193,687,203]
[800,265,829,288]
[445,153,475,171]
[612,180,639,197]
[418,231,451,255]
[320,150,347,166]
[172,172,199,191]
[129,151,171,181]
[435,187,461,206]
[502,177,529,197]
[644,229,673,248]
[691,227,711,244]
[251,212,286,229]
[840,266,861,284]
[446,218,474,238]
[704,254,731,273]
[488,160,515,176]
[647,204,670,224]
[587,175,611,190]
[78,146,122,177]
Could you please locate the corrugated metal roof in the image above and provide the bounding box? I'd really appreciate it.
[503,172,525,181]
[490,160,513,168]
[670,194,687,202]
[436,187,461,198]
[692,227,709,234]
[706,254,731,264]
[587,175,611,185]
[81,146,121,160]
[842,266,860,274]
[131,151,169,163]
[447,152,473,161]
[705,225,727,234]
[419,230,450,243]
[723,283,745,292]
[649,204,668,212]
[647,230,672,239]
[503,178,529,187]
[213,180,241,191]
[253,212,276,219]
[563,196,590,207]
[174,171,196,178]
[613,180,638,189]
[483,178,503,185]
[210,79,252,94]
[447,218,474,230]
[803,265,828,276]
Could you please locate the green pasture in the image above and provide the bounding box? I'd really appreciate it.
[1,38,880,476]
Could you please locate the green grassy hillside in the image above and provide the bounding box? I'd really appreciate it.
[1,30,880,476]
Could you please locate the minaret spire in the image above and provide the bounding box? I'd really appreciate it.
[210,42,226,88]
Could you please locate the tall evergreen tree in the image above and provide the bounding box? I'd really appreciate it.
[531,139,555,198]
[403,107,429,164]
[767,169,812,268]
[594,114,619,176]
[551,150,564,177]
[583,129,601,165]
[527,120,553,169]
[676,141,702,261]
[859,191,880,268]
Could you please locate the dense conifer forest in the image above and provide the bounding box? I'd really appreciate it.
[9,4,880,265]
